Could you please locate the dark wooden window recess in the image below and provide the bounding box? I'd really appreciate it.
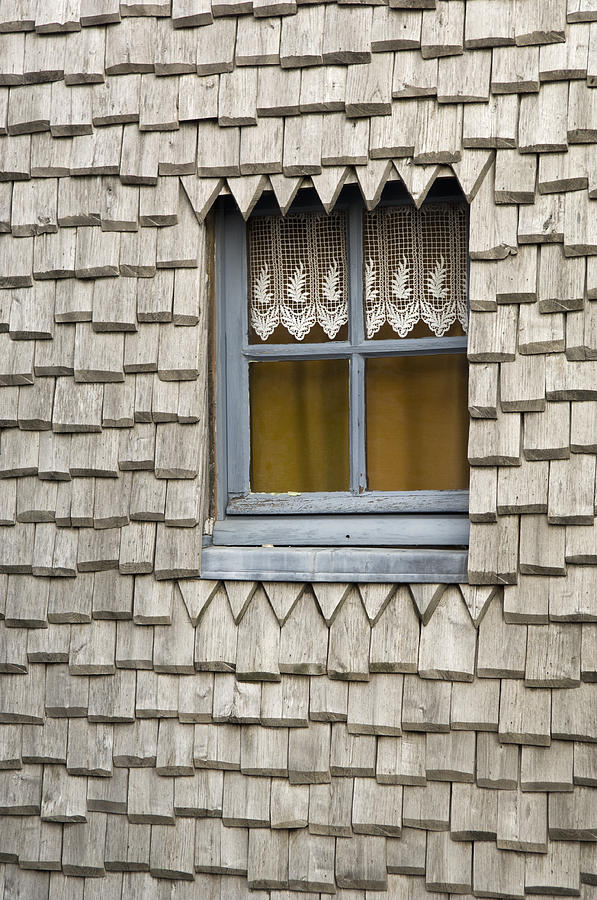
[205,180,470,582]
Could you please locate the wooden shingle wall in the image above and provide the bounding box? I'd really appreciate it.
[0,0,597,896]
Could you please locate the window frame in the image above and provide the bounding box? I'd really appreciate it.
[207,183,470,582]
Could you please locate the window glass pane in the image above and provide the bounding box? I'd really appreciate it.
[248,211,348,344]
[366,354,469,491]
[363,204,468,340]
[250,359,349,493]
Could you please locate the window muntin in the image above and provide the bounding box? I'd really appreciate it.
[217,182,470,532]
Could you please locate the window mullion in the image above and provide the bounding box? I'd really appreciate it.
[348,203,366,493]
[224,212,251,499]
[350,354,366,493]
[348,203,364,346]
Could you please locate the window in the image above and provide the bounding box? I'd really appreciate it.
[205,181,470,583]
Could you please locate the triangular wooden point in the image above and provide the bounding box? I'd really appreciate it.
[269,174,303,215]
[393,159,440,208]
[177,579,220,626]
[312,582,351,625]
[459,584,500,627]
[311,166,350,213]
[356,159,394,211]
[408,583,447,625]
[180,175,224,222]
[358,583,397,625]
[451,149,495,203]
[224,580,258,623]
[262,581,306,625]
[226,175,268,220]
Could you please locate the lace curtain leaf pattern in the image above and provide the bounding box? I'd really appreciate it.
[363,204,468,339]
[248,211,348,341]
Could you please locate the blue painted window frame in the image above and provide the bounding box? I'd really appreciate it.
[206,183,470,583]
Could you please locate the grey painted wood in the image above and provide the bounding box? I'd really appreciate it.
[242,335,468,359]
[217,209,245,507]
[228,490,469,515]
[348,202,366,494]
[212,514,469,546]
[201,544,468,582]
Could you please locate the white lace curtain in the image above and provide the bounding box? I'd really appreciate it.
[248,211,348,341]
[248,204,467,342]
[364,204,468,339]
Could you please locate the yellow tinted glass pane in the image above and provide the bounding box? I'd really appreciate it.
[366,354,469,491]
[250,359,349,493]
